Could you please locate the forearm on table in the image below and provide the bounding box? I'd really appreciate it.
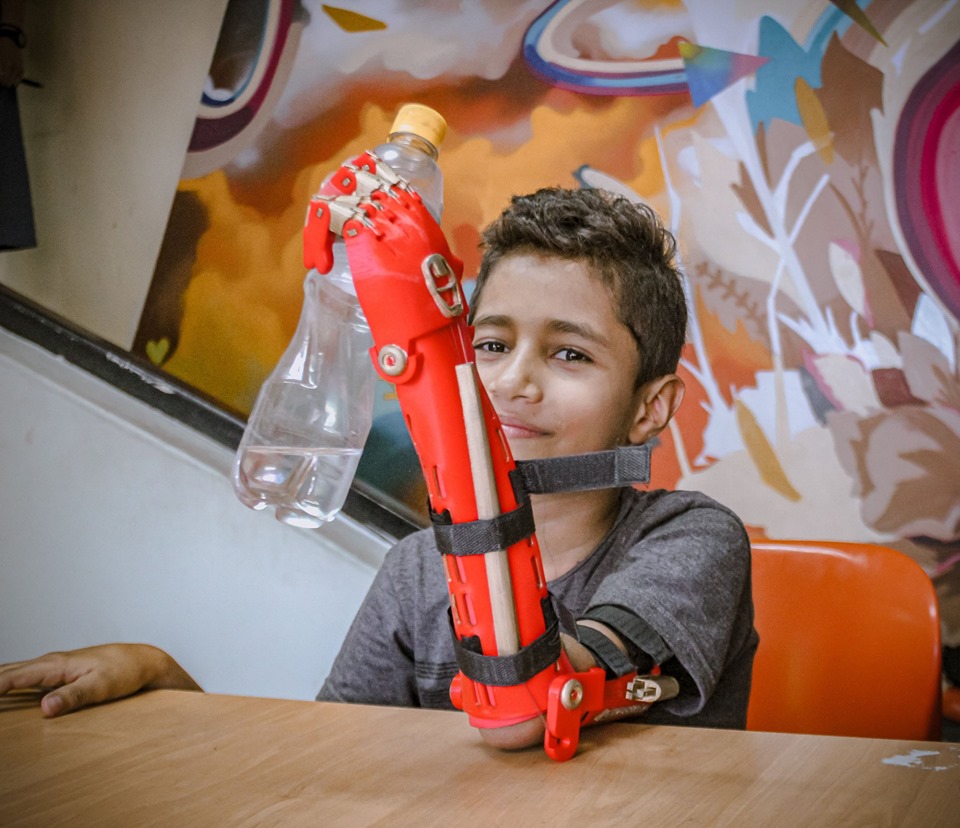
[478,624,629,751]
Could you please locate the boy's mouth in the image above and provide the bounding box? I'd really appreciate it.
[496,416,549,440]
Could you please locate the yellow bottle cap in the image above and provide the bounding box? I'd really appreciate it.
[390,104,447,148]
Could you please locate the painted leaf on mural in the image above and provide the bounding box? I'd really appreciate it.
[899,331,960,411]
[754,122,773,187]
[869,330,901,369]
[734,398,801,502]
[795,76,834,164]
[871,367,924,408]
[830,406,960,541]
[731,160,773,237]
[321,5,387,33]
[815,34,884,169]
[912,293,957,373]
[805,352,883,415]
[827,1,887,47]
[828,239,869,320]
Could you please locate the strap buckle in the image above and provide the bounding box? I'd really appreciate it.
[625,674,679,703]
[422,253,464,317]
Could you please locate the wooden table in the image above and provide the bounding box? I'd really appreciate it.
[1,690,957,826]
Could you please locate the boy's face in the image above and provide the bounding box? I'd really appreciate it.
[471,252,648,462]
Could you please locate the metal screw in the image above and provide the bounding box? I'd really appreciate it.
[378,344,408,377]
[560,679,584,710]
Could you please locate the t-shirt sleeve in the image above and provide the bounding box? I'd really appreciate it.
[585,496,752,718]
[317,542,420,707]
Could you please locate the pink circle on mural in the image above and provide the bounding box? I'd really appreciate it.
[936,95,960,286]
[895,40,960,322]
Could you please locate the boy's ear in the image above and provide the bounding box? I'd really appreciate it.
[628,374,685,445]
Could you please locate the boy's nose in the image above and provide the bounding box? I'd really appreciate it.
[485,350,542,402]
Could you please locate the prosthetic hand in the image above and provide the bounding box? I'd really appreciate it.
[304,154,672,760]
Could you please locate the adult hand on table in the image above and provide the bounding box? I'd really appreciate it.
[0,644,202,717]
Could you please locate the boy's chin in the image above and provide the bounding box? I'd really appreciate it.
[500,433,536,455]
[505,441,552,463]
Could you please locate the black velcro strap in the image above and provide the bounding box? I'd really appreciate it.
[575,623,636,679]
[581,604,673,668]
[452,597,561,687]
[552,594,579,638]
[513,443,651,495]
[431,499,535,557]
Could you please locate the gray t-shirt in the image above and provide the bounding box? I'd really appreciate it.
[319,487,758,729]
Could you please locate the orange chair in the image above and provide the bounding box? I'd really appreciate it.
[747,540,941,741]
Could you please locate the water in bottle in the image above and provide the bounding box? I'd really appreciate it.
[233,269,372,527]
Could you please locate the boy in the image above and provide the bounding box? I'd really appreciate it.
[319,187,756,747]
[0,188,756,743]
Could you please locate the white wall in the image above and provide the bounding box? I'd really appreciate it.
[0,327,386,700]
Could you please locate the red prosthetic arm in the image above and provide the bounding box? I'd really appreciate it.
[304,155,664,761]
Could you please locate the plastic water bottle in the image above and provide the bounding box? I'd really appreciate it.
[232,104,447,527]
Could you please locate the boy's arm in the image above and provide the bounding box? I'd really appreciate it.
[584,498,755,721]
[0,644,202,717]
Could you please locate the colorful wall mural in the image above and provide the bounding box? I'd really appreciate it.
[132,0,960,640]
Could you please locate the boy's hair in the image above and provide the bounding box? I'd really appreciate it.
[469,187,687,387]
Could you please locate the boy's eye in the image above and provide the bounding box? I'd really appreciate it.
[474,340,507,354]
[555,347,590,363]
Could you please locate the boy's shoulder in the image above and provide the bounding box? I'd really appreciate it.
[385,525,438,563]
[626,486,745,527]
[615,487,750,555]
[382,525,444,579]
